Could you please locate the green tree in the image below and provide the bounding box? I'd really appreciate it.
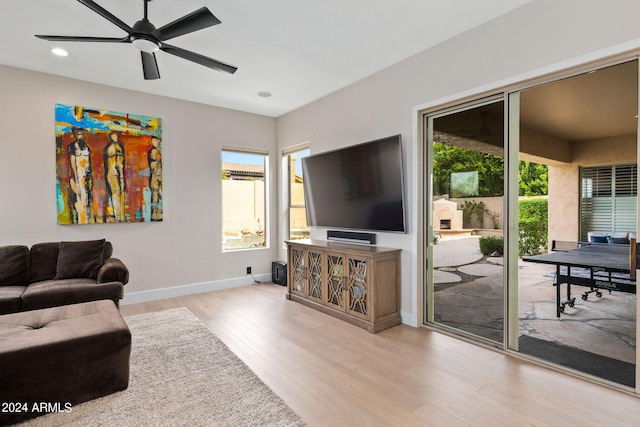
[433,143,549,198]
[433,142,504,197]
[519,161,548,196]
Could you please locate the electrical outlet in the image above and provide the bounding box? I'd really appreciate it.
[246,266,251,275]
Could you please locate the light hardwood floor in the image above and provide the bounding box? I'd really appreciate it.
[120,283,640,426]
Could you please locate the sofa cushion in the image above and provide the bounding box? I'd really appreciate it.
[0,245,30,286]
[589,235,609,244]
[20,278,124,312]
[55,239,106,280]
[611,232,630,239]
[103,241,113,259]
[607,236,630,245]
[0,286,26,314]
[30,241,114,282]
[29,242,60,282]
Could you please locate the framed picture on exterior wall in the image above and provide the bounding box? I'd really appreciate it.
[55,103,162,224]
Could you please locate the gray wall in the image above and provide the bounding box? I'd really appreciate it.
[0,65,277,301]
[276,0,640,325]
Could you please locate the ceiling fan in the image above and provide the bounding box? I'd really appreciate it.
[35,0,238,80]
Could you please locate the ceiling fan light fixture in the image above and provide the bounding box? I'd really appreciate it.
[131,35,160,53]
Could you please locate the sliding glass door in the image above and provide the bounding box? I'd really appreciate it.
[426,98,505,344]
[515,60,637,387]
[423,58,638,389]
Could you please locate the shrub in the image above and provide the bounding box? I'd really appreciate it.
[518,198,548,256]
[462,200,500,229]
[479,235,503,256]
[462,200,486,229]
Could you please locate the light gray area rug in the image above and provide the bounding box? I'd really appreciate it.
[19,307,307,427]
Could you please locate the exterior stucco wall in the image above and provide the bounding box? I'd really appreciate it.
[547,133,637,246]
[548,164,580,243]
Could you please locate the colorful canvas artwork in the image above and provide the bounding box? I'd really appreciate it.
[55,103,162,224]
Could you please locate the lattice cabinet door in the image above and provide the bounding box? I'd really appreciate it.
[306,249,323,302]
[290,247,306,296]
[325,253,346,310]
[346,256,369,320]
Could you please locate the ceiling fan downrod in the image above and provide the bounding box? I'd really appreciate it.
[131,0,160,52]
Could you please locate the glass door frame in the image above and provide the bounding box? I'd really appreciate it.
[423,94,510,348]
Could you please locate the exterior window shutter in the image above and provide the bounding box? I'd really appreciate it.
[580,165,637,241]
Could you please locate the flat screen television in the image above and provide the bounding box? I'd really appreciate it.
[302,134,406,233]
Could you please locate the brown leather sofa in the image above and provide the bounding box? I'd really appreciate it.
[0,239,129,314]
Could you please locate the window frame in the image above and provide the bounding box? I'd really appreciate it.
[282,144,310,242]
[580,164,638,240]
[221,146,269,251]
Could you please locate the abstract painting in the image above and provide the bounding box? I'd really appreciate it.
[55,103,162,224]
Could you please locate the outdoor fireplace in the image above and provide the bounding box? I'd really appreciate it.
[433,198,463,231]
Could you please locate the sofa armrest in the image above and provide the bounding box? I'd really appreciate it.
[97,258,129,285]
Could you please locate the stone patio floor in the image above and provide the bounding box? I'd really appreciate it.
[432,235,637,365]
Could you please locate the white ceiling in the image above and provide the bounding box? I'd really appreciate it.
[0,0,532,117]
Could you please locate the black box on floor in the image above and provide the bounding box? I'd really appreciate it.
[272,261,287,286]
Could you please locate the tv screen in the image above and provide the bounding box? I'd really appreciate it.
[302,135,406,233]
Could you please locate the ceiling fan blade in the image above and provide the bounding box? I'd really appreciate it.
[157,7,221,41]
[160,44,237,75]
[78,0,133,34]
[141,51,160,80]
[35,35,129,43]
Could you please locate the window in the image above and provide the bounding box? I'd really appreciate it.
[580,164,637,240]
[221,149,267,250]
[285,147,310,240]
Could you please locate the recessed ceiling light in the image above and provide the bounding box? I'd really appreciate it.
[51,48,68,57]
[257,92,272,98]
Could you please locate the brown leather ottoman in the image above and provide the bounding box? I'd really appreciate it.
[0,300,131,425]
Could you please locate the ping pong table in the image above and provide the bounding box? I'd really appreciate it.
[522,241,637,318]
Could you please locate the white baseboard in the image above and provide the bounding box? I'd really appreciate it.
[122,273,412,329]
[121,273,273,305]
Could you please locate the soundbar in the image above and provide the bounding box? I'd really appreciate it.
[327,230,376,245]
